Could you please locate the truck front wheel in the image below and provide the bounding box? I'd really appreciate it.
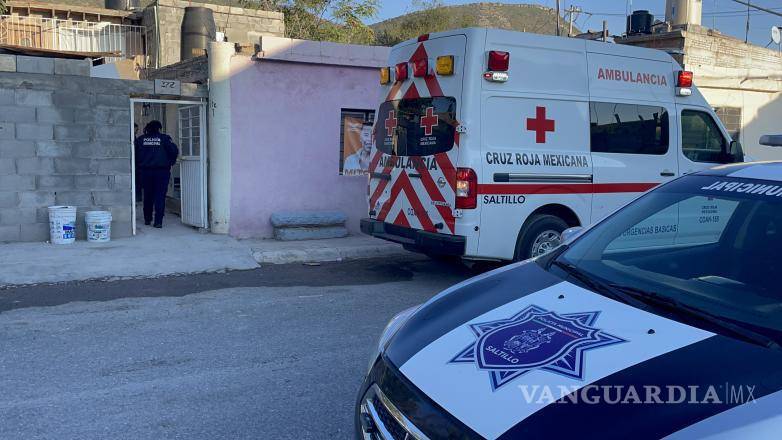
[514,215,569,261]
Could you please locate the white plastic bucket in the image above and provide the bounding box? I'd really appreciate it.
[48,206,77,245]
[85,211,112,243]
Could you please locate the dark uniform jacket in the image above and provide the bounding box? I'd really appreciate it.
[134,133,179,169]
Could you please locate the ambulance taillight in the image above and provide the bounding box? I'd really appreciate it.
[488,51,510,72]
[676,71,693,96]
[379,67,391,85]
[412,58,429,77]
[395,62,409,82]
[455,168,478,209]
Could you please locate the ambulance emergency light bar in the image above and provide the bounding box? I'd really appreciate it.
[379,56,455,84]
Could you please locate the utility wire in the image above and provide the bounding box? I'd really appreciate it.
[729,0,782,18]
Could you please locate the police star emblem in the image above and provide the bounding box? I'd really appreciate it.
[449,305,626,391]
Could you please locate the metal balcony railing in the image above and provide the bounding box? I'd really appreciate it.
[0,15,145,61]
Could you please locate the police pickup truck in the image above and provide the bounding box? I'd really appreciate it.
[362,28,743,262]
[358,161,782,440]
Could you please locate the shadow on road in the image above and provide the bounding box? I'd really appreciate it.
[0,255,492,313]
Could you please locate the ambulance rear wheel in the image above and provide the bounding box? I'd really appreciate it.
[514,215,569,261]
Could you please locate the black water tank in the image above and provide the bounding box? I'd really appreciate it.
[627,10,654,35]
[181,7,216,61]
[105,0,140,10]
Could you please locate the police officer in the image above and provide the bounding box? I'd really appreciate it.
[134,121,178,228]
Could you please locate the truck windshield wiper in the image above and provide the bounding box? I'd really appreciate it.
[550,260,645,308]
[608,283,781,351]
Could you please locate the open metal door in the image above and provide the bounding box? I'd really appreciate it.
[177,104,208,228]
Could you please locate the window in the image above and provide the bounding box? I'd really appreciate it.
[681,110,728,163]
[340,109,375,176]
[606,196,739,252]
[375,97,457,157]
[713,107,742,141]
[590,102,669,155]
[556,175,782,344]
[178,105,201,157]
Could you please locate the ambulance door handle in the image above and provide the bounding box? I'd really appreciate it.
[408,172,422,179]
[660,170,675,177]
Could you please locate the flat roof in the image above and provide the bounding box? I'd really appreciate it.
[6,1,136,18]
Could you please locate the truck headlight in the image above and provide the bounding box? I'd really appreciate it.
[368,305,419,372]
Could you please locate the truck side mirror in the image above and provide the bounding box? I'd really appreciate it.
[561,227,584,244]
[728,140,744,163]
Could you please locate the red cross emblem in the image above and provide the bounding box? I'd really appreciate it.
[526,106,555,143]
[385,110,398,137]
[420,106,439,136]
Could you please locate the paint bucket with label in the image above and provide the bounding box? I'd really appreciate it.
[85,211,112,243]
[48,206,77,245]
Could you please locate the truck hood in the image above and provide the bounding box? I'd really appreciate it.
[384,261,782,439]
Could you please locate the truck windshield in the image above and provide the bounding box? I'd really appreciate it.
[375,97,457,157]
[554,174,782,344]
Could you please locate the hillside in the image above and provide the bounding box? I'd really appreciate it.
[372,2,575,46]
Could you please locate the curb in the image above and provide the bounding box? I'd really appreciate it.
[251,242,410,265]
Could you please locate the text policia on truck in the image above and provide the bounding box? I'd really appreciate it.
[360,28,743,262]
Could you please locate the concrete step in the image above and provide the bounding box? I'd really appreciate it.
[270,211,347,227]
[271,210,349,241]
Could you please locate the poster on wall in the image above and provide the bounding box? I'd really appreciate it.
[340,110,375,176]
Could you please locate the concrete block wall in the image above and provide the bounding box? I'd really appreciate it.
[0,55,141,243]
[144,0,285,68]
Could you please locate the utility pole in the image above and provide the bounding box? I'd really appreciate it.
[745,0,750,43]
[555,0,561,36]
[566,5,582,37]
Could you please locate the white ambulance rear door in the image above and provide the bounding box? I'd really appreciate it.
[586,47,680,223]
[370,33,466,236]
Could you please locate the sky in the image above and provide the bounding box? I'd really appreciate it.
[370,0,782,48]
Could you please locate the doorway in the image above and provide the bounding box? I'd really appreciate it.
[130,98,208,235]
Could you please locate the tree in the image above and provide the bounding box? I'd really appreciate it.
[0,0,6,14]
[238,0,379,44]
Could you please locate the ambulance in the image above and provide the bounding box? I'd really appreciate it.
[360,28,744,261]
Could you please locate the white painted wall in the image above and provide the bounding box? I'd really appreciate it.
[207,41,234,234]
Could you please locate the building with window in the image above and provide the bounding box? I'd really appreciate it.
[617,3,782,161]
[221,37,390,238]
[1,1,144,62]
[0,0,285,72]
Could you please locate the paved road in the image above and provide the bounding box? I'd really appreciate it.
[0,256,484,440]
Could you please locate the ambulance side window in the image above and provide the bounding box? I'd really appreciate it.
[589,102,669,155]
[681,110,728,163]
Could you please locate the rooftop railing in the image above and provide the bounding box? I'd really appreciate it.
[0,15,145,61]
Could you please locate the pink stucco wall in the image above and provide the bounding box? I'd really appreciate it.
[228,56,380,238]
